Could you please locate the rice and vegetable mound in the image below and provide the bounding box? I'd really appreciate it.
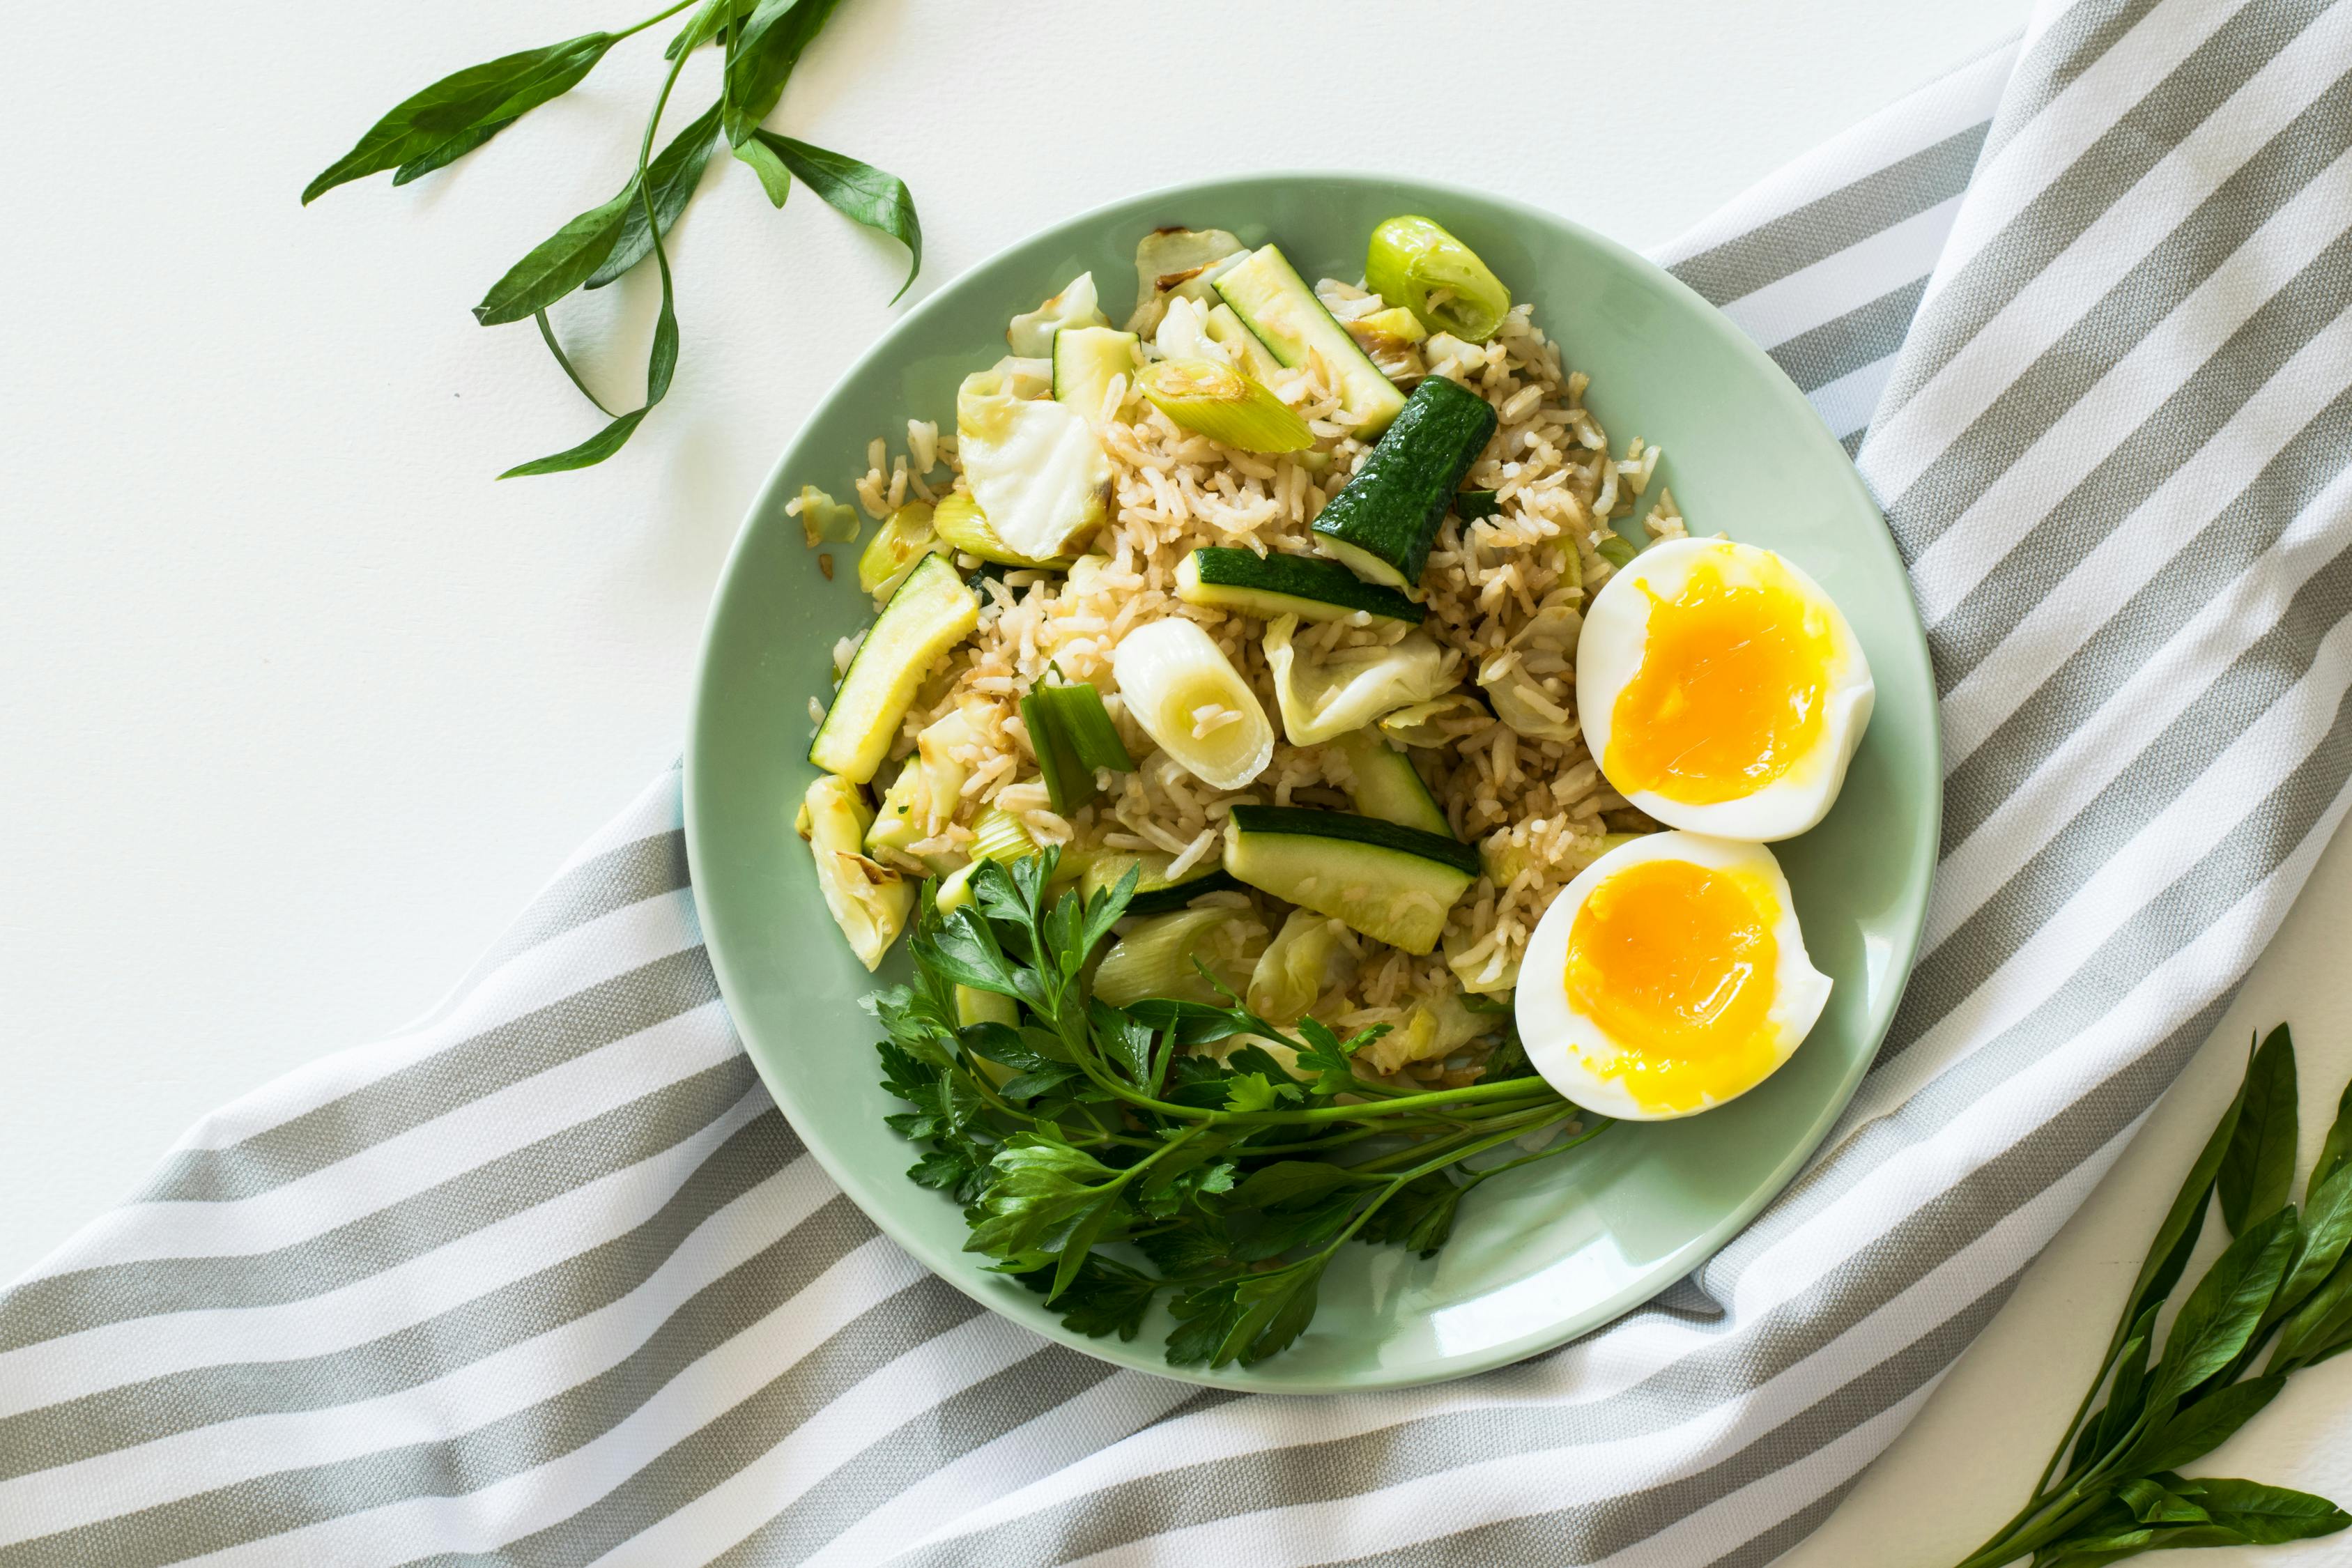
[799,217,1682,1088]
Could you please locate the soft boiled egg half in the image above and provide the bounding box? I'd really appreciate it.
[1578,537,1873,842]
[1516,831,1829,1121]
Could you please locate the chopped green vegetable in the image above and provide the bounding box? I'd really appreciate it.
[1455,489,1502,520]
[794,485,861,547]
[971,804,1035,865]
[856,500,937,597]
[1135,360,1313,453]
[1595,532,1638,569]
[1093,907,1268,1008]
[1019,687,1096,815]
[1036,681,1134,774]
[1365,215,1513,344]
[868,849,1612,1365]
[801,774,913,970]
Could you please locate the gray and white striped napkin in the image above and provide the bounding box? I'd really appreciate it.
[6,0,2351,1561]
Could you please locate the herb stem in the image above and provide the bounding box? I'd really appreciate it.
[611,0,702,44]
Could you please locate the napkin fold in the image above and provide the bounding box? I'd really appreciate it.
[6,1,2351,1562]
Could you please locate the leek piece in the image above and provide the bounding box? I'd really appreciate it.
[1262,614,1459,746]
[1110,620,1275,791]
[955,984,1019,1028]
[1594,532,1638,569]
[1135,359,1312,454]
[1018,689,1096,815]
[797,485,861,547]
[857,500,938,597]
[972,804,1035,864]
[1036,682,1133,774]
[1365,215,1513,344]
[931,490,1076,569]
[1093,907,1268,1009]
[935,860,979,913]
[801,776,914,971]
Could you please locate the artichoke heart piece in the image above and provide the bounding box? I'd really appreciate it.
[802,775,914,971]
[1008,271,1111,356]
[1263,614,1459,746]
[1246,909,1351,1024]
[955,369,1112,564]
[1479,652,1579,743]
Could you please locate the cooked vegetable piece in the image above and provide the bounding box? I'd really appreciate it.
[972,804,1035,863]
[1093,907,1268,1008]
[1454,489,1502,520]
[1135,360,1312,453]
[808,553,981,783]
[1008,271,1111,356]
[1052,327,1140,425]
[863,758,930,864]
[1213,244,1406,436]
[929,491,1076,569]
[1345,305,1430,382]
[1019,688,1094,814]
[801,775,914,970]
[857,500,939,597]
[955,984,1019,1028]
[1176,548,1424,626]
[1595,530,1638,569]
[1310,376,1498,588]
[1358,987,1494,1077]
[1365,215,1513,344]
[1035,682,1132,773]
[1204,302,1286,380]
[1222,806,1477,955]
[797,485,861,546]
[1263,614,1457,746]
[1123,227,1247,335]
[1079,850,1241,916]
[1378,693,1488,748]
[1246,908,1351,1024]
[1112,619,1274,790]
[956,367,1112,563]
[1332,727,1452,837]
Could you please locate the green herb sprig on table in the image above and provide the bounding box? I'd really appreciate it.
[868,849,1613,1369]
[302,0,921,478]
[1950,1025,2352,1568]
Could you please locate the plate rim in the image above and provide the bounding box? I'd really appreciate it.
[684,167,1942,1393]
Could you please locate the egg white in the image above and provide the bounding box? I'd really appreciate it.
[1514,831,1831,1121]
[1577,537,1873,842]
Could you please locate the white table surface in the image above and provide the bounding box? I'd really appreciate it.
[5,0,2347,1560]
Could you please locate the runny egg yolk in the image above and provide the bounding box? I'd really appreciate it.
[1606,550,1835,805]
[1563,857,1782,1114]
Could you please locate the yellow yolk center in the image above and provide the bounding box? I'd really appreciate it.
[1605,550,1834,804]
[1564,857,1781,1112]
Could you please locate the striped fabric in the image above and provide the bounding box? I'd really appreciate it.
[7,0,2351,1560]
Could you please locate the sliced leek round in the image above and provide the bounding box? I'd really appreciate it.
[1110,619,1275,791]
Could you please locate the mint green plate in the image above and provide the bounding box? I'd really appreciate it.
[686,172,1938,1393]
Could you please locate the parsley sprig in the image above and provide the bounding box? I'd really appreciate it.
[868,849,1613,1369]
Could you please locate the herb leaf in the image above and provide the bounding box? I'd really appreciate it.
[751,131,924,298]
[303,33,618,204]
[2220,1024,2299,1236]
[475,180,643,326]
[2149,1206,2298,1404]
[587,100,725,289]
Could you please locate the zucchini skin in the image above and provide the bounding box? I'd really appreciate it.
[1226,805,1479,877]
[1178,547,1427,624]
[1311,377,1498,587]
[1125,870,1245,916]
